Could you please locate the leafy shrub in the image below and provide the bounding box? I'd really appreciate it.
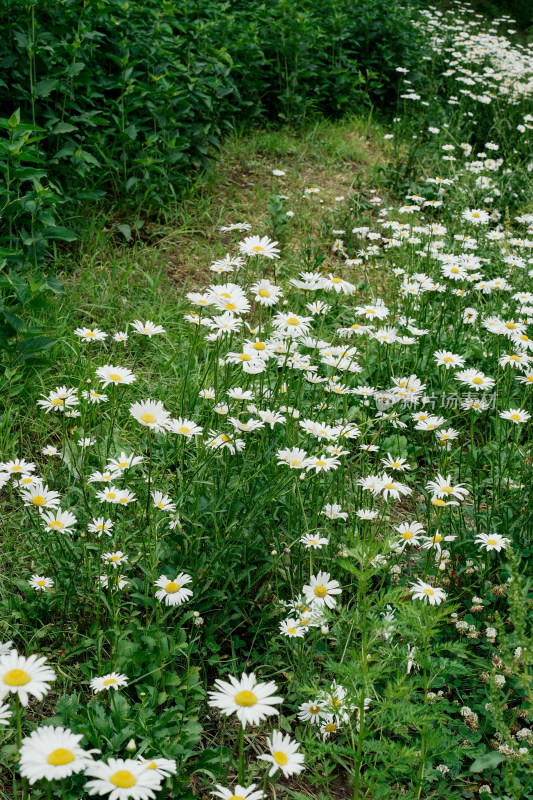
[0,0,421,207]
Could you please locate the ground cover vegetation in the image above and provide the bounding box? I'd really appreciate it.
[1,2,533,800]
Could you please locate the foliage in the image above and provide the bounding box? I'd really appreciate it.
[2,3,533,800]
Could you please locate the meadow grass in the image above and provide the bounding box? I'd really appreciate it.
[1,7,533,800]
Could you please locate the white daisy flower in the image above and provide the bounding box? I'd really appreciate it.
[208,672,283,728]
[211,784,264,800]
[29,575,54,591]
[74,327,108,342]
[41,508,77,534]
[96,365,137,388]
[129,400,172,432]
[0,702,12,725]
[258,730,305,777]
[299,533,329,549]
[475,533,510,552]
[410,580,447,605]
[154,573,193,606]
[279,619,306,638]
[19,725,96,783]
[90,673,129,693]
[302,572,342,610]
[131,320,166,337]
[0,651,56,705]
[84,757,163,800]
[239,235,280,259]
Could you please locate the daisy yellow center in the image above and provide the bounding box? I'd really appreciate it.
[441,486,454,493]
[510,413,521,421]
[402,531,413,540]
[111,555,120,562]
[178,426,190,434]
[49,520,64,530]
[273,751,288,765]
[109,373,122,382]
[472,377,484,385]
[140,413,156,424]
[472,212,480,218]
[432,498,446,506]
[432,534,443,543]
[47,748,75,766]
[3,669,31,686]
[145,762,157,769]
[487,538,497,546]
[505,322,516,329]
[32,495,46,506]
[107,492,116,499]
[37,580,46,586]
[220,292,231,298]
[315,460,326,467]
[258,288,270,297]
[291,459,301,466]
[384,482,396,490]
[300,618,310,626]
[110,770,137,789]
[509,355,520,362]
[331,277,342,284]
[119,461,129,468]
[234,690,257,707]
[239,354,251,361]
[252,245,264,252]
[423,587,435,596]
[220,434,230,443]
[165,582,181,593]
[253,342,266,350]
[310,704,320,714]
[314,585,328,598]
[287,627,297,634]
[157,502,165,509]
[350,324,360,330]
[229,796,246,800]
[451,267,459,274]
[225,303,237,310]
[443,356,454,363]
[51,398,64,406]
[325,723,337,733]
[85,331,95,337]
[103,678,117,685]
[526,376,533,382]
[21,477,33,484]
[286,317,300,326]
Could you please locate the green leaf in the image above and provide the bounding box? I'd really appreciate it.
[7,109,20,128]
[470,752,506,772]
[118,224,132,241]
[33,78,58,98]
[51,122,78,135]
[41,226,77,242]
[18,336,55,354]
[44,275,65,295]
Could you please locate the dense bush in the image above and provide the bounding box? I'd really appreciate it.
[0,0,421,210]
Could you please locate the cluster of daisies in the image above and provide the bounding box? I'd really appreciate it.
[0,644,179,797]
[2,5,533,796]
[0,641,305,798]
